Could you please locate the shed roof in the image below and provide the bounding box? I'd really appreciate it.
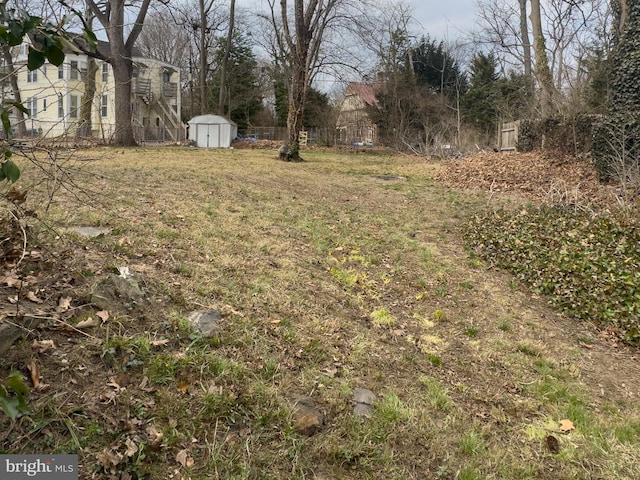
[188,115,237,126]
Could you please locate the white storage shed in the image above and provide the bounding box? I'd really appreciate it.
[187,115,238,148]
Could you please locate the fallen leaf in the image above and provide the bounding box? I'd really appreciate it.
[8,295,18,304]
[559,419,575,432]
[147,426,164,451]
[29,251,42,259]
[96,447,123,469]
[2,276,23,288]
[546,435,560,454]
[178,380,190,393]
[112,372,130,388]
[175,449,194,468]
[99,390,118,403]
[27,291,43,304]
[6,188,27,204]
[322,367,337,378]
[76,317,100,329]
[138,376,156,393]
[151,339,169,347]
[96,310,109,322]
[125,437,138,457]
[27,361,40,388]
[32,339,55,353]
[57,296,72,311]
[175,449,188,466]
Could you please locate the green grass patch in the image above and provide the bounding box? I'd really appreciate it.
[419,375,453,411]
[370,307,396,326]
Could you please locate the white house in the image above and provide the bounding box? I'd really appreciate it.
[3,40,183,143]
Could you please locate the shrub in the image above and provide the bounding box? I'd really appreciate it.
[516,115,597,155]
[464,207,640,342]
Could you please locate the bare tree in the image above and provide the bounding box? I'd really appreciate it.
[475,0,529,71]
[530,0,556,116]
[265,0,358,161]
[475,0,608,118]
[518,0,533,81]
[138,9,191,68]
[1,45,26,136]
[196,0,215,114]
[165,0,227,116]
[77,2,96,138]
[85,0,152,146]
[217,0,235,115]
[354,1,415,148]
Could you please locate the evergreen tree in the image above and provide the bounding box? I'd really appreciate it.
[368,36,468,149]
[412,37,467,97]
[581,47,611,114]
[461,52,502,138]
[210,32,263,131]
[273,81,331,130]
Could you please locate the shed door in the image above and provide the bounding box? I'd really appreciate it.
[196,124,208,147]
[209,124,220,147]
[197,124,221,147]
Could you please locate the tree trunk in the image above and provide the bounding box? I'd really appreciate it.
[1,45,26,137]
[518,0,533,92]
[111,43,137,146]
[530,0,555,117]
[199,0,208,114]
[77,4,97,138]
[285,63,307,161]
[283,0,311,162]
[77,56,97,138]
[610,0,640,116]
[218,0,236,116]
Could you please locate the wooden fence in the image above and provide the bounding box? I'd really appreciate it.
[499,120,520,151]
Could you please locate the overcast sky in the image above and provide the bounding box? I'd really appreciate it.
[236,0,476,42]
[411,0,477,41]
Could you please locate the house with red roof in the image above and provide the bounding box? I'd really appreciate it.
[336,82,378,146]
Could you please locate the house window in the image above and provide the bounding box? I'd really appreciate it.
[58,94,63,118]
[58,65,64,80]
[26,97,37,117]
[70,60,79,80]
[70,95,79,118]
[162,71,170,83]
[101,94,108,117]
[27,69,38,82]
[102,63,109,82]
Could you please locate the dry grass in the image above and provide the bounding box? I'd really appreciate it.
[1,147,639,479]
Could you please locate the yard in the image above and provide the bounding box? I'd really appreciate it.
[1,147,639,479]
